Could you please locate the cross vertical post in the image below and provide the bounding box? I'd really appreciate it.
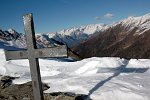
[23,14,44,100]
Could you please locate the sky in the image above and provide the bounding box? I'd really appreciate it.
[0,0,150,33]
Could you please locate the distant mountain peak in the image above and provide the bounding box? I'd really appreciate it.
[8,28,16,34]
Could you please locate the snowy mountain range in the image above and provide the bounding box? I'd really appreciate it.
[72,13,150,59]
[0,24,108,49]
[46,24,108,47]
[0,13,150,59]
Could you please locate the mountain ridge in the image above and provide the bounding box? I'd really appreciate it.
[0,23,107,49]
[72,13,150,59]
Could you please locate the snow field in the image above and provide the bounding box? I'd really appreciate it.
[0,49,150,100]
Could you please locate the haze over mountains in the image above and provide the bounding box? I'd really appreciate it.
[0,13,150,59]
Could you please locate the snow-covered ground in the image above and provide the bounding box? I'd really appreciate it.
[0,49,150,100]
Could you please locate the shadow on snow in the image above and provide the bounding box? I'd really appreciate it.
[80,59,149,100]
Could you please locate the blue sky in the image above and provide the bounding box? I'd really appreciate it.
[0,0,150,33]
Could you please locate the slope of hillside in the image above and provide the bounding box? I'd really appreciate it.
[72,13,150,59]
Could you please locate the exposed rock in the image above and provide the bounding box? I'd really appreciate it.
[0,76,91,100]
[0,76,15,89]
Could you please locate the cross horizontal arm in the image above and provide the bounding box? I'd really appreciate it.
[4,50,27,61]
[35,45,68,58]
[4,45,68,61]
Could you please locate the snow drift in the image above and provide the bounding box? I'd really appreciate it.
[0,49,150,100]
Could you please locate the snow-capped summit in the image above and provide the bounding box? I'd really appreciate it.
[120,13,150,24]
[117,13,150,34]
[8,28,16,34]
[58,24,107,36]
[79,24,108,34]
[47,24,108,47]
[7,28,21,40]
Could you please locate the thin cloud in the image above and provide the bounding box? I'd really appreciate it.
[95,16,101,20]
[104,13,114,18]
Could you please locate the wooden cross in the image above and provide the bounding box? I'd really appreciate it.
[4,13,68,100]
